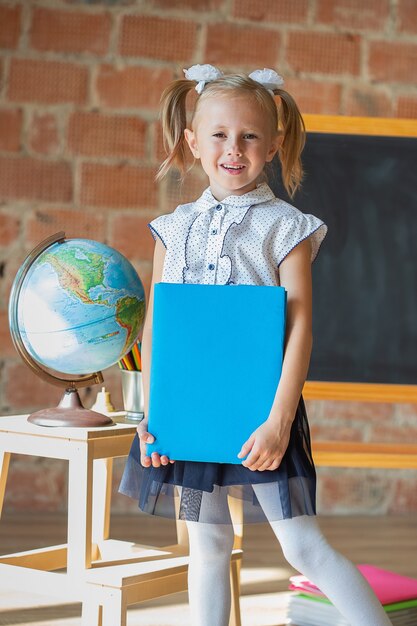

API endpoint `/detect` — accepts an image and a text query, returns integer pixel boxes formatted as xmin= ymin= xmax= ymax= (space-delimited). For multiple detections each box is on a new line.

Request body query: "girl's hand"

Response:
xmin=137 ymin=420 xmax=175 ymax=468
xmin=237 ymin=417 xmax=293 ymax=471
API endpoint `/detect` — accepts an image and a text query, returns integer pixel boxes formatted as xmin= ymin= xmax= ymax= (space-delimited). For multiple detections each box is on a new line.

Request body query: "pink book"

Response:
xmin=290 ymin=564 xmax=417 ymax=605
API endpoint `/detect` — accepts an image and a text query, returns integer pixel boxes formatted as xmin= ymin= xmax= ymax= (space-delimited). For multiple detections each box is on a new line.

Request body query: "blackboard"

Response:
xmin=269 ymin=129 xmax=417 ymax=387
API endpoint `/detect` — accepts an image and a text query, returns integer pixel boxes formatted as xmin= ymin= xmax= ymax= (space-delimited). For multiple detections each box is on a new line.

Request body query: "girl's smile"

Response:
xmin=184 ymin=95 xmax=279 ymax=201
xmin=220 ymin=162 xmax=246 ymax=174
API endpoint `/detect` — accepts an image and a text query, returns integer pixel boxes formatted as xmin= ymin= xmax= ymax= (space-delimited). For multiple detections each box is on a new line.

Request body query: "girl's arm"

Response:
xmin=238 ymin=237 xmax=313 ymax=471
xmin=137 ymin=238 xmax=174 ymax=468
xmin=269 ymin=236 xmax=313 ymax=421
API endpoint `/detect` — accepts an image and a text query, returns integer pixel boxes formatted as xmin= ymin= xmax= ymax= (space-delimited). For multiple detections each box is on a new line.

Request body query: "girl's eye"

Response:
xmin=213 ymin=132 xmax=226 ymax=138
xmin=244 ymin=134 xmax=257 ymax=139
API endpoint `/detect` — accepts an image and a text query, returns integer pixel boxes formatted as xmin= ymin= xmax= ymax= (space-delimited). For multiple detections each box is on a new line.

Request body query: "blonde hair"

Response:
xmin=157 ymin=73 xmax=306 ymax=198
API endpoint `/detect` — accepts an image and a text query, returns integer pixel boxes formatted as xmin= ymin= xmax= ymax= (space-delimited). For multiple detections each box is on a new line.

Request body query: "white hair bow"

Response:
xmin=248 ymin=69 xmax=284 ymax=95
xmin=183 ymin=64 xmax=224 ymax=94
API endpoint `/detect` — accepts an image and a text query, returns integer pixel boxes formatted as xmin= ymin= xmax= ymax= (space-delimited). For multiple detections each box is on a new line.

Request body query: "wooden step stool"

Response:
xmin=81 ymin=496 xmax=243 ymax=626
xmin=81 ymin=542 xmax=242 ymax=626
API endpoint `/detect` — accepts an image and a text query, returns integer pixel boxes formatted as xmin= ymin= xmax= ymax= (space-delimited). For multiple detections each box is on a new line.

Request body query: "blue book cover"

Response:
xmin=147 ymin=283 xmax=287 ymax=464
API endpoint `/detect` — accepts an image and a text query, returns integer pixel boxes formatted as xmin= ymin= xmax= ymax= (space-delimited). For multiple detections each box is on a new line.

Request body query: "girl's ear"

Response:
xmin=265 ymin=134 xmax=282 ymax=163
xmin=184 ymin=128 xmax=200 ymax=159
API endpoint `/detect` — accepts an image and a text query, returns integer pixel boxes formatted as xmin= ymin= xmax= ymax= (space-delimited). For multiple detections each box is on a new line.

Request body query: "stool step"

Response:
xmin=85 ymin=548 xmax=242 ymax=589
xmin=93 ymin=538 xmax=183 ymax=565
xmin=82 ymin=549 xmax=243 ymax=626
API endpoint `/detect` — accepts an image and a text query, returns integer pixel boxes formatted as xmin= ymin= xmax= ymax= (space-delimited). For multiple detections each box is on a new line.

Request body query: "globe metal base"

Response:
xmin=27 ymin=388 xmax=114 ymax=428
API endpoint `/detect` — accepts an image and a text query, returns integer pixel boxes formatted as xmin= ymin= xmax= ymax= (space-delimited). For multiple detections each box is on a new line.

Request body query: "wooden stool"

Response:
xmin=81 ymin=498 xmax=244 ymax=626
xmin=81 ymin=545 xmax=242 ymax=626
xmin=0 ymin=414 xmax=137 ymax=596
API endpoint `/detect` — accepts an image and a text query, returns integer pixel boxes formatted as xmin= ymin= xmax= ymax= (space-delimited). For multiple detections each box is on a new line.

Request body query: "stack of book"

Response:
xmin=286 ymin=564 xmax=417 ymax=625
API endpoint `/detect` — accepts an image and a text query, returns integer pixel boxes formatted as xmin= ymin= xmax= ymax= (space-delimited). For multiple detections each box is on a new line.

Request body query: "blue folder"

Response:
xmin=147 ymin=283 xmax=287 ymax=464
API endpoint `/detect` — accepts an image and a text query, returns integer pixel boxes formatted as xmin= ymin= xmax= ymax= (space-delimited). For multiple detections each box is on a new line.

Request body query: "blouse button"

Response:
xmin=208 ymin=263 xmax=215 ymax=270
xmin=215 ymin=204 xmax=222 ymax=211
xmin=211 ymin=229 xmax=218 ymax=235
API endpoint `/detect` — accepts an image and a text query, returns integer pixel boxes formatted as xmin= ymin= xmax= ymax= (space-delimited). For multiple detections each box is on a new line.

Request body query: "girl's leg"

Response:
xmin=180 ymin=487 xmax=235 ymax=626
xmin=253 ymin=485 xmax=391 ymax=626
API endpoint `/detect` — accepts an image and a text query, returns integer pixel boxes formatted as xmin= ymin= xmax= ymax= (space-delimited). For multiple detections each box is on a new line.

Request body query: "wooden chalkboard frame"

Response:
xmin=302 ymin=114 xmax=417 ymax=404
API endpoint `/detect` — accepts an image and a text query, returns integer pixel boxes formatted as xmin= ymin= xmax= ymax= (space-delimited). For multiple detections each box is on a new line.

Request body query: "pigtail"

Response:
xmin=274 ymin=88 xmax=306 ymax=198
xmin=156 ymin=79 xmax=195 ymax=182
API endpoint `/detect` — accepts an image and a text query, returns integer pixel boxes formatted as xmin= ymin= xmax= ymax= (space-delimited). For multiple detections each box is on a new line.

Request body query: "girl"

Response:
xmin=120 ymin=65 xmax=391 ymax=626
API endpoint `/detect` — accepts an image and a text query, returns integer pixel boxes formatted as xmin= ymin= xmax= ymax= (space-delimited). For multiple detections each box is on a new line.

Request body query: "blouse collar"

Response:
xmin=194 ymin=182 xmax=276 ymax=213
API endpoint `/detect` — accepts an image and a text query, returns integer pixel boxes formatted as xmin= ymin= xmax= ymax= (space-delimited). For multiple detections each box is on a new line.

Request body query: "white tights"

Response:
xmin=184 ymin=486 xmax=391 ymax=626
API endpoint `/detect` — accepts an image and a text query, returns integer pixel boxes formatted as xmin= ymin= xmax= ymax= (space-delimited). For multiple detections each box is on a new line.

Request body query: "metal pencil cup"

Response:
xmin=121 ymin=370 xmax=144 ymax=421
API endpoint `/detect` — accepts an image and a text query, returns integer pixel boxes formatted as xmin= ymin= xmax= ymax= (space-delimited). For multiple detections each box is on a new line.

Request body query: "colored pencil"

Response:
xmin=118 ymin=342 xmax=142 ymax=371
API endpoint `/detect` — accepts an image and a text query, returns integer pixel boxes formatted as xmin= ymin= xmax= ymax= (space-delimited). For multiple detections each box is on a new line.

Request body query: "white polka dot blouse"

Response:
xmin=148 ymin=182 xmax=327 ymax=286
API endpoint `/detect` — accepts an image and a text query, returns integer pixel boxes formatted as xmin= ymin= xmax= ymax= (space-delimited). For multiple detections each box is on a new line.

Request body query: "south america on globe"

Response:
xmin=13 ymin=238 xmax=145 ymax=376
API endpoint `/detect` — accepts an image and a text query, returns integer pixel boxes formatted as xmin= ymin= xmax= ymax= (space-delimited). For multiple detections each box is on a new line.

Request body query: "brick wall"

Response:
xmin=0 ymin=0 xmax=416 ymax=515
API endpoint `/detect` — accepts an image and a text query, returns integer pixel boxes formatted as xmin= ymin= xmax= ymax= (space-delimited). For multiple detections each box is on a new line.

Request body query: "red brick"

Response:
xmin=68 ymin=112 xmax=146 ymax=158
xmin=310 ymin=424 xmax=363 ymax=441
xmin=318 ymin=470 xmax=389 ymax=513
xmin=111 ymin=214 xmax=156 ymax=262
xmin=28 ymin=113 xmax=60 ymax=155
xmin=1 ymin=255 xmax=21 ymax=311
xmin=0 ymin=210 xmax=20 ymax=246
xmin=316 ymin=0 xmax=389 ymax=30
xmin=397 ymin=403 xmax=417 ymax=419
xmin=0 ymin=5 xmax=21 ymax=50
xmin=233 ymin=0 xmax=309 ymax=23
xmin=284 ymin=78 xmax=342 ymax=114
xmin=80 ymin=163 xmax=157 ymax=209
xmin=62 ymin=0 xmax=135 ymax=4
xmin=153 ymin=0 xmax=222 ymax=8
xmin=8 ymin=58 xmax=88 ymax=105
xmin=119 ymin=16 xmax=197 ymax=62
xmin=4 ymin=362 xmax=62 ymax=410
xmin=397 ymin=96 xmax=417 ymax=118
xmin=205 ymin=24 xmax=280 ymax=67
xmin=4 ymin=456 xmax=67 ymax=512
xmin=163 ymin=167 xmax=208 ymax=209
xmin=286 ymin=32 xmax=361 ymax=75
xmin=370 ymin=424 xmax=417 ymax=443
xmin=96 ymin=65 xmax=173 ymax=110
xmin=0 ymin=310 xmax=15 ymax=357
xmin=30 ymin=7 xmax=111 ymax=55
xmin=369 ymin=41 xmax=417 ymax=83
xmin=0 ymin=108 xmax=22 ymax=152
xmin=321 ymin=400 xmax=394 ymax=422
xmin=344 ymin=85 xmax=393 ymax=117
xmin=390 ymin=479 xmax=417 ymax=513
xmin=398 ymin=0 xmax=417 ymax=34
xmin=0 ymin=157 xmax=72 ymax=203
xmin=26 ymin=207 xmax=106 ymax=244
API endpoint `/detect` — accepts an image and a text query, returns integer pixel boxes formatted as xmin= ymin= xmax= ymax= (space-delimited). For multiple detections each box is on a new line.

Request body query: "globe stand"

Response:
xmin=27 ymin=387 xmax=114 ymax=428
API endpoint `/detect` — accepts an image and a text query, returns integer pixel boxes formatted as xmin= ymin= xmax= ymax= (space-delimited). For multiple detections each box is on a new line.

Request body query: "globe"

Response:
xmin=9 ymin=232 xmax=146 ymax=427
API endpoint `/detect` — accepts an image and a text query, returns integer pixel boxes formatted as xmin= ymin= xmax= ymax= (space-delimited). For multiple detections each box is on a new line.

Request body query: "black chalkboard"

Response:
xmin=269 ymin=132 xmax=417 ymax=385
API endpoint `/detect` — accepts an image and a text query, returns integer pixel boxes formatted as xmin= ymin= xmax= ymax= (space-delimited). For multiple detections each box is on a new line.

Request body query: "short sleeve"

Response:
xmin=148 ymin=213 xmax=172 ymax=249
xmin=274 ymin=212 xmax=327 ymax=266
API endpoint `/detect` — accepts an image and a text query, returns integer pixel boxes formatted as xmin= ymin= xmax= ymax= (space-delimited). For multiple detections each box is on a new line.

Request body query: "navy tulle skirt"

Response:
xmin=119 ymin=396 xmax=316 ymax=524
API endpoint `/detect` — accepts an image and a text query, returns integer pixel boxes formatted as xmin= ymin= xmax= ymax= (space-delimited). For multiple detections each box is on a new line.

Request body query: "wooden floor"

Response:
xmin=0 ymin=512 xmax=416 ymax=625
